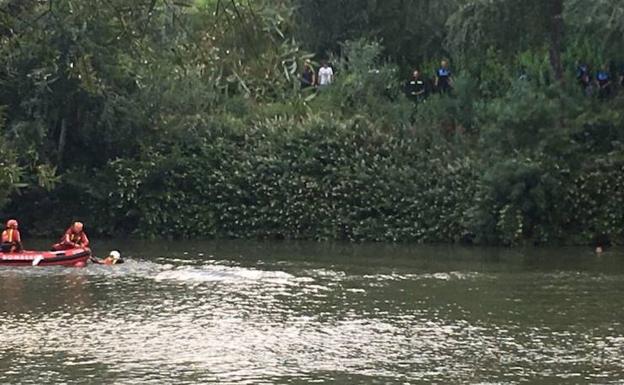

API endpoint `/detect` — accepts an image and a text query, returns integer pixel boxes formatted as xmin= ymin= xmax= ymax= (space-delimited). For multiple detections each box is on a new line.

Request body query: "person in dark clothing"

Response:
xmin=435 ymin=60 xmax=453 ymax=93
xmin=300 ymin=60 xmax=316 ymax=88
xmin=518 ymin=66 xmax=529 ymax=81
xmin=596 ymin=65 xmax=612 ymax=99
xmin=576 ymin=63 xmax=593 ymax=95
xmin=405 ymin=69 xmax=426 ymax=102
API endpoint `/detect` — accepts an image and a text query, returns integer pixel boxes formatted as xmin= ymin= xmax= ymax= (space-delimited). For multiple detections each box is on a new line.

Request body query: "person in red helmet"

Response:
xmin=1 ymin=219 xmax=23 ymax=253
xmin=51 ymin=222 xmax=90 ymax=251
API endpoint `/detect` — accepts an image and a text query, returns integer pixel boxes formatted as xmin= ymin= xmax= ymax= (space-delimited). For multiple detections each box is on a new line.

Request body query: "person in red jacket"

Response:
xmin=1 ymin=219 xmax=23 ymax=253
xmin=52 ymin=222 xmax=90 ymax=251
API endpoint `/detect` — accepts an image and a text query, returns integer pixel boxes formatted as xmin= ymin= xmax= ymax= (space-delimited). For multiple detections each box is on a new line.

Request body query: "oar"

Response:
xmin=32 ymin=255 xmax=44 ymax=266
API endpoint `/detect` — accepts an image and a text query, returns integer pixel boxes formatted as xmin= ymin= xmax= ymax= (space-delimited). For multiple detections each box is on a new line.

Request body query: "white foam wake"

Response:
xmin=153 ymin=265 xmax=295 ymax=285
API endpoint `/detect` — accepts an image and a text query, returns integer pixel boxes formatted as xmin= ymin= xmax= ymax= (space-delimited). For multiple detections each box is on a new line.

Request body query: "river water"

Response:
xmin=1 ymin=241 xmax=623 ymax=384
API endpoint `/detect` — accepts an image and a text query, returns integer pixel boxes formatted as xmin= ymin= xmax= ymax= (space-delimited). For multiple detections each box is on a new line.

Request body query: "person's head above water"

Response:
xmin=6 ymin=219 xmax=18 ymax=229
xmin=105 ymin=250 xmax=124 ymax=265
xmin=109 ymin=250 xmax=121 ymax=261
xmin=72 ymin=222 xmax=84 ymax=233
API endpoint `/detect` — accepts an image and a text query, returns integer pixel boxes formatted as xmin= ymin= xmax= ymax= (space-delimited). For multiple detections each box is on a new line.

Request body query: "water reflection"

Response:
xmin=1 ymin=243 xmax=624 ymax=384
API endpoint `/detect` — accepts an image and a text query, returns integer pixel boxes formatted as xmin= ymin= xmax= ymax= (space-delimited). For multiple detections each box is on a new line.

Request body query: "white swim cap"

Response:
xmin=109 ymin=250 xmax=121 ymax=260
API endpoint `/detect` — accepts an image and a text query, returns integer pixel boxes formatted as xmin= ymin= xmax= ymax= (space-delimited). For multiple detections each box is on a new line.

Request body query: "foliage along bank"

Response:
xmin=2 ymin=0 xmax=624 ymax=245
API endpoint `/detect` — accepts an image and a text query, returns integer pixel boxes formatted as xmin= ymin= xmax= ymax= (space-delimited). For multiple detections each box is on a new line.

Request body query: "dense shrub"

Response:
xmin=103 ymin=116 xmax=477 ymax=241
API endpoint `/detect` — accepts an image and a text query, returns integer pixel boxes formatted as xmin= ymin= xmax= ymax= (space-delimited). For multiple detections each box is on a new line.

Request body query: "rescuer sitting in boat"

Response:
xmin=92 ymin=250 xmax=124 ymax=265
xmin=51 ymin=221 xmax=90 ymax=251
xmin=1 ymin=219 xmax=23 ymax=253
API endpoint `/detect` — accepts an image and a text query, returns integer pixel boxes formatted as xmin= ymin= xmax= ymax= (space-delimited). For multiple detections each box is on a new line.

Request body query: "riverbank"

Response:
xmin=6 ymin=102 xmax=624 ymax=247
xmin=2 ymin=4 xmax=624 ymax=246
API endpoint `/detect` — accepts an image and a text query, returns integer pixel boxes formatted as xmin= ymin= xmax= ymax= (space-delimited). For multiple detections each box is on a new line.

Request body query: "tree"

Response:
xmin=446 ymin=0 xmax=564 ymax=79
xmin=294 ymin=0 xmax=460 ymax=68
xmin=0 ymin=0 xmax=208 ymax=169
xmin=0 ymin=107 xmax=24 ymax=209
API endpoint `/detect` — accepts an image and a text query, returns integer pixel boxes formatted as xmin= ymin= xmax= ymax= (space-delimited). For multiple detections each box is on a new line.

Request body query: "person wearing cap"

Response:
xmin=94 ymin=250 xmax=124 ymax=265
xmin=51 ymin=222 xmax=90 ymax=251
xmin=1 ymin=219 xmax=23 ymax=253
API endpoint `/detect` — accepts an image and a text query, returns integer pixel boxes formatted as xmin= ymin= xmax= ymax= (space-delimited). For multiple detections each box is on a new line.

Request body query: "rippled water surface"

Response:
xmin=1 ymin=241 xmax=624 ymax=384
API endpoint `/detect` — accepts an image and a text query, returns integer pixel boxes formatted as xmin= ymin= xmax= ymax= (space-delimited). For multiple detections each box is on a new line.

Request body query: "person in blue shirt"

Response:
xmin=576 ymin=63 xmax=592 ymax=95
xmin=596 ymin=64 xmax=612 ymax=99
xmin=435 ymin=60 xmax=453 ymax=93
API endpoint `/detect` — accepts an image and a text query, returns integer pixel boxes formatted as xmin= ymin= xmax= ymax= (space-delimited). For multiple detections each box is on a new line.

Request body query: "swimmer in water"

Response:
xmin=93 ymin=250 xmax=124 ymax=265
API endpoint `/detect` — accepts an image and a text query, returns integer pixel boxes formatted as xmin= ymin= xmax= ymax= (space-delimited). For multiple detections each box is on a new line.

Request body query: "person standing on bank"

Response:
xmin=596 ymin=64 xmax=613 ymax=99
xmin=405 ymin=69 xmax=426 ymax=102
xmin=576 ymin=63 xmax=593 ymax=96
xmin=318 ymin=61 xmax=334 ymax=87
xmin=301 ymin=60 xmax=316 ymax=88
xmin=435 ymin=60 xmax=453 ymax=93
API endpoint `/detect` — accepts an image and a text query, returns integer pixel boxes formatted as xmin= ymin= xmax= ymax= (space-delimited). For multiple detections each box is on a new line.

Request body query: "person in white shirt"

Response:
xmin=318 ymin=61 xmax=334 ymax=86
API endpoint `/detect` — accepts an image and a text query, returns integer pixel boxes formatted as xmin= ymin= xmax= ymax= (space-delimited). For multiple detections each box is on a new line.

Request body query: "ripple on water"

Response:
xmin=1 ymin=256 xmax=624 ymax=385
xmin=153 ymin=265 xmax=297 ymax=286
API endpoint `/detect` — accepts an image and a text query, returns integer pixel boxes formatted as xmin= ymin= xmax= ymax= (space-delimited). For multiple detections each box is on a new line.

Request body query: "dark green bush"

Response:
xmin=101 ymin=115 xmax=477 ymax=241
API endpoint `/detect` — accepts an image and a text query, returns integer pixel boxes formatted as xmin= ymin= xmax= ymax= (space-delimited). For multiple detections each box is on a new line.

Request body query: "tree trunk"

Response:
xmin=58 ymin=117 xmax=67 ymax=168
xmin=548 ymin=0 xmax=564 ymax=82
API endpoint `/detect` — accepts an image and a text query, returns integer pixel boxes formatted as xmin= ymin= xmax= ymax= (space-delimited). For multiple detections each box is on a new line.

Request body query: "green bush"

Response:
xmin=102 ymin=115 xmax=477 ymax=241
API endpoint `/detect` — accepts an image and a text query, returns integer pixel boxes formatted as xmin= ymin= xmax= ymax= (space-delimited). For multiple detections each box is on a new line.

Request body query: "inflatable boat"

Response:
xmin=0 ymin=247 xmax=91 ymax=267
